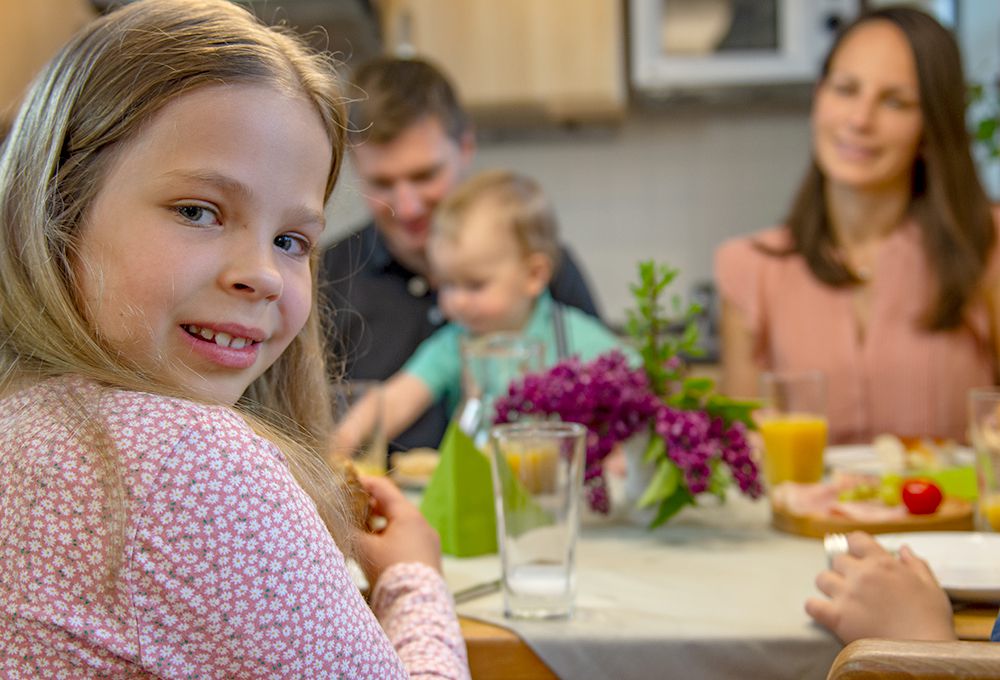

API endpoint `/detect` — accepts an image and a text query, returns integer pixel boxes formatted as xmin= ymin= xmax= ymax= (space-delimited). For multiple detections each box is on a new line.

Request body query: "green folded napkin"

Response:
xmin=420 ymin=421 xmax=497 ymax=557
xmin=419 ymin=421 xmax=555 ymax=557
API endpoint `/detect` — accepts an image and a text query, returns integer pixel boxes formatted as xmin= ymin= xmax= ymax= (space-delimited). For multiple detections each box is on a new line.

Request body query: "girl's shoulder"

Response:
xmin=6 ymin=375 xmax=274 ymax=465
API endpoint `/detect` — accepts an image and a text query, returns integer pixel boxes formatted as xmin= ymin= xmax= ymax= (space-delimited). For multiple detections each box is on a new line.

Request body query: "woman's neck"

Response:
xmin=825 ymin=181 xmax=911 ymax=249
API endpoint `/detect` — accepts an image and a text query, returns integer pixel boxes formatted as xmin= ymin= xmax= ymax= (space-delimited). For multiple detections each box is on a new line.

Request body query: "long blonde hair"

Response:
xmin=0 ymin=0 xmax=356 ymax=573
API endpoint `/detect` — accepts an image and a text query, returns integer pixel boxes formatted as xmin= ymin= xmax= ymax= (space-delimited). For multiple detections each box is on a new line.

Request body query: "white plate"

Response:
xmin=824 ymin=444 xmax=883 ymax=474
xmin=876 ymin=532 xmax=1000 ymax=603
xmin=825 ymin=444 xmax=974 ymax=475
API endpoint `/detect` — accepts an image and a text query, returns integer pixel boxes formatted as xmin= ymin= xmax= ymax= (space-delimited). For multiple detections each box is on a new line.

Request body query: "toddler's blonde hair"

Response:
xmin=433 ymin=169 xmax=561 ymax=269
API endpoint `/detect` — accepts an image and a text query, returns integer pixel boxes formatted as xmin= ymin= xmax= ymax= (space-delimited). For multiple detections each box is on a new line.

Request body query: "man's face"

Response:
xmin=352 ymin=115 xmax=474 ymax=273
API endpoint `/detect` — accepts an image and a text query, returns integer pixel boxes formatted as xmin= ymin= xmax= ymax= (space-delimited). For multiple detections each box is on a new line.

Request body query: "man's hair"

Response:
xmin=348 ymin=57 xmax=470 ymax=145
xmin=434 ymin=170 xmax=561 ymax=269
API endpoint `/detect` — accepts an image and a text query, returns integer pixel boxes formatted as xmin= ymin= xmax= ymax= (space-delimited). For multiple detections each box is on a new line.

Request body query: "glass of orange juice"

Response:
xmin=969 ymin=389 xmax=1000 ymax=531
xmin=758 ymin=370 xmax=828 ymax=487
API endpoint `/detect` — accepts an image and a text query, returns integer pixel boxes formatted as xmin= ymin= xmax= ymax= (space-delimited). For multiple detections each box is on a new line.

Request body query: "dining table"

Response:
xmin=441 ymin=490 xmax=1000 ymax=680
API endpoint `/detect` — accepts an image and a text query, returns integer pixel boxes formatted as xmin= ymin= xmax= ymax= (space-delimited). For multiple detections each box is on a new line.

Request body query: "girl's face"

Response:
xmin=429 ymin=205 xmax=549 ymax=337
xmin=75 ymin=84 xmax=332 ymax=404
xmin=812 ymin=20 xmax=924 ymax=194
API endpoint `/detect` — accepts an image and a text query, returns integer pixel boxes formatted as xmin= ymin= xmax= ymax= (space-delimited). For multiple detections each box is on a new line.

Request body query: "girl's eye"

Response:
xmin=174 ymin=204 xmax=218 ymax=226
xmin=274 ymin=233 xmax=311 ymax=257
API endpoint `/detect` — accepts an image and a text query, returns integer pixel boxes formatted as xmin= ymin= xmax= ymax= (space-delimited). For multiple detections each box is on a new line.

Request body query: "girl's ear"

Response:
xmin=523 ymin=252 xmax=553 ymax=298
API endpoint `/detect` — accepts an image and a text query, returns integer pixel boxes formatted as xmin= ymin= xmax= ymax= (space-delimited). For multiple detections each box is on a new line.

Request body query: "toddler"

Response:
xmin=332 ymin=170 xmax=627 ymax=456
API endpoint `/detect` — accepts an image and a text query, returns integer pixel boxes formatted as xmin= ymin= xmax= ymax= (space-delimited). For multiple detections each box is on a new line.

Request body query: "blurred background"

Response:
xmin=3 ymin=0 xmax=998 ymax=348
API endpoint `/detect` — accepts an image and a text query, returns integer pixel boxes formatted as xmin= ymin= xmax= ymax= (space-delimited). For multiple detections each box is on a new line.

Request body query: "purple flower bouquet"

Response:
xmin=495 ymin=262 xmax=763 ymax=527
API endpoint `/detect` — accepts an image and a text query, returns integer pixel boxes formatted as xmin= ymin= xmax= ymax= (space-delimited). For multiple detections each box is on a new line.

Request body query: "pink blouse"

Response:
xmin=0 ymin=376 xmax=469 ymax=679
xmin=715 ymin=217 xmax=1000 ymax=444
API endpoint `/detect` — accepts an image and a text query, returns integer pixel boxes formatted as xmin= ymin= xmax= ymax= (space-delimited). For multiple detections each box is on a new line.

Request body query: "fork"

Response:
xmin=823 ymin=532 xmax=849 ymax=568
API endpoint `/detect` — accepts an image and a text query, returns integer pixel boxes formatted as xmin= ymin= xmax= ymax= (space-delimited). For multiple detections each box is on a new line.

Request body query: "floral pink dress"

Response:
xmin=715 ymin=217 xmax=1000 ymax=444
xmin=0 ymin=376 xmax=469 ymax=679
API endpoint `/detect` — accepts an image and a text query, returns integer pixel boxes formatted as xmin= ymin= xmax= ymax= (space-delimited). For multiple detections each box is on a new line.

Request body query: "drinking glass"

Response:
xmin=489 ymin=421 xmax=586 ymax=619
xmin=455 ymin=333 xmax=544 ymax=450
xmin=969 ymin=388 xmax=1000 ymax=531
xmin=331 ymin=379 xmax=387 ymax=476
xmin=758 ymin=370 xmax=828 ymax=486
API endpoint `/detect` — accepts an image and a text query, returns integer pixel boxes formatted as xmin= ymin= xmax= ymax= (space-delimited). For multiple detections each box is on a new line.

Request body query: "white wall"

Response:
xmin=326 ymin=107 xmax=812 ymax=327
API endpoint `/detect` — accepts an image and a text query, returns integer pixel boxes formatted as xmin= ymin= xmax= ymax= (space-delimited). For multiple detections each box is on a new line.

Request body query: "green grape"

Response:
xmin=879 ymin=474 xmax=903 ymax=506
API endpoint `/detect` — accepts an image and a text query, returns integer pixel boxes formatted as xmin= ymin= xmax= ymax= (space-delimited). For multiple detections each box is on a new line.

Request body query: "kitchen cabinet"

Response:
xmin=379 ymin=0 xmax=626 ymax=124
xmin=0 ymin=0 xmax=96 ymax=124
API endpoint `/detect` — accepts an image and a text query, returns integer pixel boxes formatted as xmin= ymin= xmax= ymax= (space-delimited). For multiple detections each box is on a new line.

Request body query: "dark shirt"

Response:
xmin=320 ymin=221 xmax=601 ymax=452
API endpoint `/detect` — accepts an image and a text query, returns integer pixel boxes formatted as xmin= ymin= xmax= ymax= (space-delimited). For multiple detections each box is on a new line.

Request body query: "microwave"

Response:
xmin=629 ymin=0 xmax=861 ymax=92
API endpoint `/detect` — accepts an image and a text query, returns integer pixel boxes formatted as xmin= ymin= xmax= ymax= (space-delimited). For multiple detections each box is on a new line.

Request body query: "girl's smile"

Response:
xmin=179 ymin=322 xmax=266 ymax=369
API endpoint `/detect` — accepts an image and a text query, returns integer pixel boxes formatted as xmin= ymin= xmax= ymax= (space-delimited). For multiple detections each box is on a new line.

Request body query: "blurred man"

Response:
xmin=322 ymin=57 xmax=600 ymax=451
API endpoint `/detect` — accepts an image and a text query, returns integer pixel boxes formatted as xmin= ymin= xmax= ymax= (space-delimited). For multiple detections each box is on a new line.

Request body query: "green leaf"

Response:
xmin=642 ymin=434 xmax=666 ymax=464
xmin=707 ymin=460 xmax=730 ymax=500
xmin=649 ymin=487 xmax=694 ymax=528
xmin=976 ymin=117 xmax=998 ymax=142
xmin=637 ymin=459 xmax=680 ymax=508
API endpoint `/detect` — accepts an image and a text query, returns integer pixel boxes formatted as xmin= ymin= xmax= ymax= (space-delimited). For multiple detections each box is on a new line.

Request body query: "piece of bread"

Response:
xmin=328 ymin=457 xmax=371 ymax=526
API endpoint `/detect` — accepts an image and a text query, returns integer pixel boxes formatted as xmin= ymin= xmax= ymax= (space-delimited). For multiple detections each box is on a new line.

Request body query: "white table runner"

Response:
xmin=444 ymin=492 xmax=842 ymax=679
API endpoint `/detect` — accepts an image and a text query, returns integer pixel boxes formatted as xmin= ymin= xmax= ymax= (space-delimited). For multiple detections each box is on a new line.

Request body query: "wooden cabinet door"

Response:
xmin=380 ymin=0 xmax=625 ymax=123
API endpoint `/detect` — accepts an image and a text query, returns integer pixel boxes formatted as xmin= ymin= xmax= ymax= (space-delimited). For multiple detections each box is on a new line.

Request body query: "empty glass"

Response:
xmin=489 ymin=421 xmax=586 ymax=619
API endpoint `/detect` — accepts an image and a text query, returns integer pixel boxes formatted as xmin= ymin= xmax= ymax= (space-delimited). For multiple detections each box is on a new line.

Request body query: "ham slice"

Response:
xmin=830 ymin=501 xmax=908 ymax=523
xmin=771 ymin=481 xmax=841 ymax=516
xmin=771 ymin=478 xmax=908 ymax=522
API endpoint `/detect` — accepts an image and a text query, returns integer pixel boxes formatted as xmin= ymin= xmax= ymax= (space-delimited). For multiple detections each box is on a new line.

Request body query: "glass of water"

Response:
xmin=489 ymin=421 xmax=586 ymax=619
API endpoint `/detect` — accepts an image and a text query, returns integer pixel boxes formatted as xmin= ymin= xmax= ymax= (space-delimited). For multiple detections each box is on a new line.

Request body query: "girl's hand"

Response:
xmin=354 ymin=475 xmax=442 ymax=586
xmin=804 ymin=531 xmax=956 ymax=643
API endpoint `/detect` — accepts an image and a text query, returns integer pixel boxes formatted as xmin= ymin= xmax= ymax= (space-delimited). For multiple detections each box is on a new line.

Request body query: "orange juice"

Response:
xmin=759 ymin=414 xmax=828 ymax=485
xmin=979 ymin=494 xmax=1000 ymax=531
xmin=506 ymin=447 xmax=558 ymax=494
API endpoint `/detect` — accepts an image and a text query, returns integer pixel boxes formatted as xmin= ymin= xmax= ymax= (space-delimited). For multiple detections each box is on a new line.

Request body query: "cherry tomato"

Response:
xmin=901 ymin=478 xmax=943 ymax=515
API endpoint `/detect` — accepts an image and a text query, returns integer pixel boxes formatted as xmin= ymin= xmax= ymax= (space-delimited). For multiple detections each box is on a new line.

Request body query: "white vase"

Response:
xmin=621 ymin=433 xmax=658 ymax=526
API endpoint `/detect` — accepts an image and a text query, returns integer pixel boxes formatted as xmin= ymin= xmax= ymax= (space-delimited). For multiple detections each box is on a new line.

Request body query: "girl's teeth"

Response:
xmin=185 ymin=325 xmax=253 ymax=349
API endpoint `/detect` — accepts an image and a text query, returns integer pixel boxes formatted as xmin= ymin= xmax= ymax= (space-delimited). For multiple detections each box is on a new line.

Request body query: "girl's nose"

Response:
xmin=222 ymin=240 xmax=283 ymax=302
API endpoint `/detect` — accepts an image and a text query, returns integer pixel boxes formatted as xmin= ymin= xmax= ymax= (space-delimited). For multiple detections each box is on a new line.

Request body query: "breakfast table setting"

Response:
xmin=439 ymin=480 xmax=1000 ymax=680
xmin=376 ymin=264 xmax=1000 ymax=679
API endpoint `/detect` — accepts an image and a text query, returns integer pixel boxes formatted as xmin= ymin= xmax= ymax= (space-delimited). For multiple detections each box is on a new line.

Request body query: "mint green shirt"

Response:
xmin=404 ymin=292 xmax=633 ymax=415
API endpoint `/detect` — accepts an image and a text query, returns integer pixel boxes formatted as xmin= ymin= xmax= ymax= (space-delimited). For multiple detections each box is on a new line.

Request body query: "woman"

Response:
xmin=715 ymin=6 xmax=1000 ymax=444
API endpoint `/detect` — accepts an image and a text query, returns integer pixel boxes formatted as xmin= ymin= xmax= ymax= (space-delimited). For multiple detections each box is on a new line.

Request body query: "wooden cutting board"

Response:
xmin=771 ymin=497 xmax=974 ymax=539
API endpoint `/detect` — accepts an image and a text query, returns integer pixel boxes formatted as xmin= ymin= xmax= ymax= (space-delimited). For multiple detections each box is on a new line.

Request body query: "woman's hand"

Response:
xmin=354 ymin=475 xmax=442 ymax=587
xmin=805 ymin=531 xmax=956 ymax=643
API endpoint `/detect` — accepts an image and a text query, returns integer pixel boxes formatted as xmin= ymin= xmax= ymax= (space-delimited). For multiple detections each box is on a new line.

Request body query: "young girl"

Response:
xmin=0 ymin=1 xmax=468 ymax=677
xmin=331 ymin=170 xmax=627 ymax=457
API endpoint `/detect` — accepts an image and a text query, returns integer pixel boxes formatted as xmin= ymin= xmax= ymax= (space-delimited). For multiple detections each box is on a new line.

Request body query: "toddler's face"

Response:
xmin=73 ymin=83 xmax=332 ymax=404
xmin=429 ymin=206 xmax=548 ymax=336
